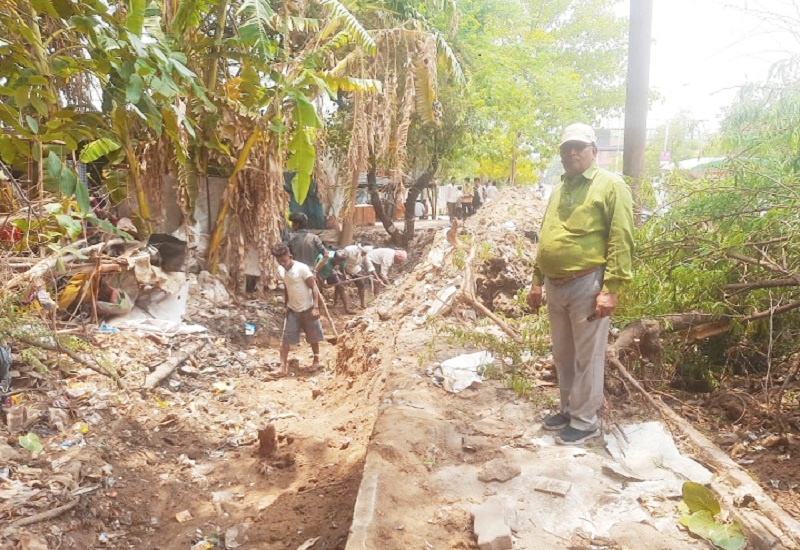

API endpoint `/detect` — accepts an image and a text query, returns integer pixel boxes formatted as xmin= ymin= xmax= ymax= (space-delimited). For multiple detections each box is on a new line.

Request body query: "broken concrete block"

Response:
xmin=532 ymin=476 xmax=571 ymax=497
xmin=478 ymin=458 xmax=521 ymax=483
xmin=472 ymin=499 xmax=513 ymax=550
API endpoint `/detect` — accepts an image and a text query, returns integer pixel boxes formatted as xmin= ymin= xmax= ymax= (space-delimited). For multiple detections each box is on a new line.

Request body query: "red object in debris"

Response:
xmin=0 ymin=224 xmax=20 ymax=244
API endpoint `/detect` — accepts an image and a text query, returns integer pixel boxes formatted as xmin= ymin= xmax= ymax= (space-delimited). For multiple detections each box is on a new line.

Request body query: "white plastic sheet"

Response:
xmin=435 ymin=351 xmax=493 ymax=393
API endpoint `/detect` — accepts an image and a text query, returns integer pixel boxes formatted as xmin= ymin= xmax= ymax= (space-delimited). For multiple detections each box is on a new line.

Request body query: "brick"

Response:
xmin=472 ymin=499 xmax=513 ymax=550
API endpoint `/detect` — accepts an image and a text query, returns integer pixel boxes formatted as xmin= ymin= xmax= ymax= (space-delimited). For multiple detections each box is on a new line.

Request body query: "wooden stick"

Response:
xmin=319 ymin=298 xmax=340 ymax=342
xmin=608 ymin=355 xmax=800 ymax=549
xmin=726 ymin=251 xmax=787 ymax=274
xmin=3 ymin=499 xmax=78 ymax=532
xmin=142 ymin=340 xmax=206 ymax=389
xmin=465 ymin=295 xmax=523 ymax=344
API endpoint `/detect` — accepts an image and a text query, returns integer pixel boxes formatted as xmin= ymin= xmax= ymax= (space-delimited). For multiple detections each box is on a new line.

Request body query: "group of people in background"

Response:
xmin=273 ymin=211 xmax=407 ymax=374
xmin=442 ymin=176 xmax=499 ymax=221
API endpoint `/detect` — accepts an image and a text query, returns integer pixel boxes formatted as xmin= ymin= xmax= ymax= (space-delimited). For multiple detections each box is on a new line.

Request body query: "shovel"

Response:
xmin=319 ymin=299 xmax=340 ymax=344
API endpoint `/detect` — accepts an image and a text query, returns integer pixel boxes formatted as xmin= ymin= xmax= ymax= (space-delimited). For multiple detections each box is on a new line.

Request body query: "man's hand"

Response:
xmin=594 ymin=291 xmax=617 ymax=319
xmin=526 ymin=285 xmax=543 ymax=312
xmin=311 ymin=306 xmax=320 ymax=319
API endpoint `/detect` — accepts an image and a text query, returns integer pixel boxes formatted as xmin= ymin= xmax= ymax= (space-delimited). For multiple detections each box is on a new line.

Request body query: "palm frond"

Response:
xmin=284 ymin=16 xmax=321 ymax=33
xmin=287 ymin=126 xmax=316 ymax=205
xmin=433 ymin=30 xmax=464 ymax=86
xmin=330 ymin=50 xmax=362 ymax=76
xmin=394 ymin=66 xmax=414 ymax=171
xmin=237 ymin=0 xmax=277 ymax=57
xmin=318 ymin=72 xmax=382 ymax=94
xmin=316 ymin=0 xmax=376 ymax=55
xmin=125 ymin=0 xmax=146 ymax=36
xmin=409 ymin=35 xmax=439 ymax=125
xmin=315 ymin=30 xmax=352 ymax=58
xmin=413 ymin=60 xmax=436 ymax=124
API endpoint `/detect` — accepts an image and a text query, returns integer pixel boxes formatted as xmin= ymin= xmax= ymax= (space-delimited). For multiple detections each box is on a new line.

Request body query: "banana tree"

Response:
xmin=336 ymin=0 xmax=465 ymax=245
xmin=0 ymin=0 xmax=110 ymax=199
xmin=0 ymin=0 xmax=204 ymax=238
xmin=202 ymin=0 xmax=382 ymax=278
xmin=79 ymin=0 xmax=211 ymax=236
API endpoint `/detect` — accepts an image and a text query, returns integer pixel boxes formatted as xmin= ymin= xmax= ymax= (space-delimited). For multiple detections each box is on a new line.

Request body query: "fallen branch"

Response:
xmin=724 ymin=277 xmax=800 ymax=293
xmin=467 ymin=296 xmax=523 ymax=344
xmin=608 ymin=355 xmax=800 ymax=549
xmin=656 ymin=313 xmax=717 ymax=331
xmin=743 ymin=299 xmax=800 ymax=322
xmin=16 ymin=335 xmax=120 ymax=384
xmin=628 ymin=301 xmax=800 ymax=346
xmin=726 ymin=251 xmax=787 ymax=274
xmin=3 ymin=499 xmax=78 ymax=533
xmin=4 ymin=239 xmax=125 ymax=290
xmin=142 ymin=340 xmax=206 ymax=389
xmin=612 ymin=319 xmax=661 ymax=365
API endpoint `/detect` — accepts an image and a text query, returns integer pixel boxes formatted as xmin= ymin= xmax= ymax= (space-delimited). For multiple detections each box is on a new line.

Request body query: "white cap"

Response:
xmin=559 ymin=123 xmax=597 ymax=146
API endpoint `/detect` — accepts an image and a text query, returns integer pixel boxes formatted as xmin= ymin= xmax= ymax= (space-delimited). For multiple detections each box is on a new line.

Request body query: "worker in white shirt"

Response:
xmin=366 ymin=248 xmax=407 ymax=287
xmin=336 ymin=244 xmax=371 ymax=309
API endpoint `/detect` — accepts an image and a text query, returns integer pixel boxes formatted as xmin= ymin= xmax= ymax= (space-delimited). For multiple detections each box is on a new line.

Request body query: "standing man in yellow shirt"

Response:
xmin=527 ymin=123 xmax=634 ymax=445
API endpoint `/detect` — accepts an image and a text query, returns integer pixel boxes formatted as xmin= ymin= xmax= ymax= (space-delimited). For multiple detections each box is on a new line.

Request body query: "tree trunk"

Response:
xmin=402 ymin=172 xmax=436 ymax=247
xmin=207 ymin=129 xmax=261 ymax=272
xmin=369 ymin=163 xmax=403 ymax=246
xmin=339 ymin=218 xmax=354 ymax=246
xmin=338 ymin=171 xmax=359 ymax=246
xmin=509 ymin=143 xmax=517 ymax=186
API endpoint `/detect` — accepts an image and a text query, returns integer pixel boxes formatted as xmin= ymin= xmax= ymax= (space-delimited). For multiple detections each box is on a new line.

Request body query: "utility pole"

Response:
xmin=623 ymin=0 xmax=653 ymax=225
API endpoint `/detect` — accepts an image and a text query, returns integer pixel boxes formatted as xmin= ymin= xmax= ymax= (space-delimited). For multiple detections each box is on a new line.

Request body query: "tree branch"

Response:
xmin=726 ymin=251 xmax=787 ymax=274
xmin=724 ymin=277 xmax=800 ymax=292
xmin=16 ymin=335 xmax=121 ymax=384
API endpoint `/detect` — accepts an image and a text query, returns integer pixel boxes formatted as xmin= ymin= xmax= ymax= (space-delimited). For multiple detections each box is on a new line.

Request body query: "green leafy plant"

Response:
xmin=19 ymin=432 xmax=43 ymax=453
xmin=452 ymin=248 xmax=466 ymax=270
xmin=678 ymin=482 xmax=745 ymax=550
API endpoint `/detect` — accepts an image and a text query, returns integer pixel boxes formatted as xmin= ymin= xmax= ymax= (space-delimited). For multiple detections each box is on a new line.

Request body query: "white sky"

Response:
xmin=621 ymin=0 xmax=800 ymax=128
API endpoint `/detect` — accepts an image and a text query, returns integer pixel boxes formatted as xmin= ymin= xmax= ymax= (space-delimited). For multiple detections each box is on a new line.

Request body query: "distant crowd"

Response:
xmin=440 ymin=177 xmax=499 ymax=220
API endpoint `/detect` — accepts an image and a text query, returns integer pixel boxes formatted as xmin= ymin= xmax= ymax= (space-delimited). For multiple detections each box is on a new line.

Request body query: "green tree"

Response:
xmin=622 ymin=66 xmax=800 ymax=385
xmin=452 ymin=0 xmax=628 ymax=183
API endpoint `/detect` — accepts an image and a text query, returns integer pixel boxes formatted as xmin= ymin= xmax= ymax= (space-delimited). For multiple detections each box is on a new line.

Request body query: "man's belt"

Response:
xmin=546 ymin=267 xmax=599 ymax=287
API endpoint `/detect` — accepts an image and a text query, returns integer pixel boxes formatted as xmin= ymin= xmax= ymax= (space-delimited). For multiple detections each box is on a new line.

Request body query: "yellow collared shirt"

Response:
xmin=532 ymin=164 xmax=634 ymax=293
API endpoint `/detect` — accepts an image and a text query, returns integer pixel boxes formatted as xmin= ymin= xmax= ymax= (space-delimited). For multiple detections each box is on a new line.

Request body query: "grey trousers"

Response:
xmin=545 ymin=269 xmax=609 ymax=431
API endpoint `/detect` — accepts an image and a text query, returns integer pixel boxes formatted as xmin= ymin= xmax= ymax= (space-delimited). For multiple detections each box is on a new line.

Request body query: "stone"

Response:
xmin=478 ymin=459 xmax=521 ymax=483
xmin=532 ymin=476 xmax=571 ymax=497
xmin=472 ymin=499 xmax=513 ymax=550
xmin=472 ymin=417 xmax=507 ymax=437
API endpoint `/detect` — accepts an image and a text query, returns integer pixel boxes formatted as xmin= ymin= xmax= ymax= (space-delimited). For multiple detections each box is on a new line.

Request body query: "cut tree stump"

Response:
xmin=258 ymin=424 xmax=277 ymax=459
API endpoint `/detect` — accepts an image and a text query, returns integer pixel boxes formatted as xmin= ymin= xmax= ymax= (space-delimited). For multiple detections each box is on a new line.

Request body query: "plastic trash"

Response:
xmin=426 ymin=284 xmax=458 ymax=319
xmin=434 ymin=351 xmax=493 ymax=393
xmin=245 ymin=322 xmax=256 ymax=336
xmin=0 ymin=343 xmax=10 ymax=393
